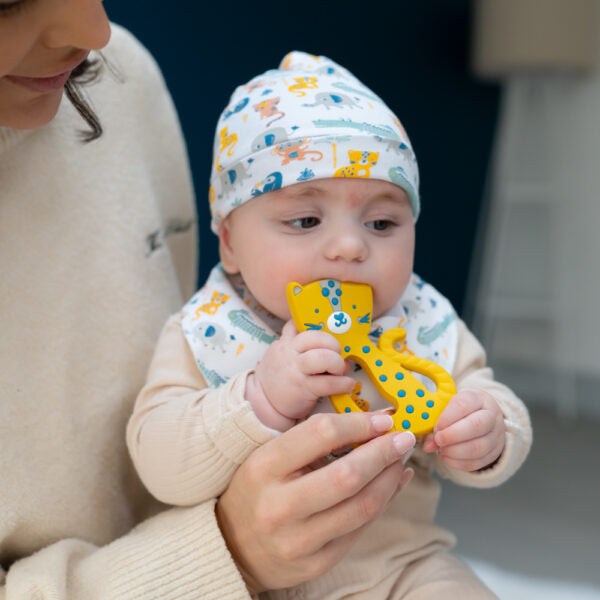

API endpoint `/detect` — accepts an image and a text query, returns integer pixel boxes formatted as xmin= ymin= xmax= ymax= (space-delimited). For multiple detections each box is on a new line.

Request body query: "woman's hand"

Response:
xmin=422 ymin=389 xmax=505 ymax=471
xmin=216 ymin=412 xmax=415 ymax=594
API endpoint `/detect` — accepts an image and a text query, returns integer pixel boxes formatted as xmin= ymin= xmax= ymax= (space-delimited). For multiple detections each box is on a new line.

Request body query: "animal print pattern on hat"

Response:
xmin=209 ymin=51 xmax=420 ymax=232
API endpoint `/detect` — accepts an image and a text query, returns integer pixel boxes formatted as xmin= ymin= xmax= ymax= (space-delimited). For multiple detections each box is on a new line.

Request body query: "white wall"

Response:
xmin=469 ymin=4 xmax=600 ymax=415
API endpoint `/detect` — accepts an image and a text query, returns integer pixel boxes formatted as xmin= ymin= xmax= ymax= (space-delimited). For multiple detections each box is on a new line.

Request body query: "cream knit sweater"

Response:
xmin=0 ymin=24 xmax=251 ymax=600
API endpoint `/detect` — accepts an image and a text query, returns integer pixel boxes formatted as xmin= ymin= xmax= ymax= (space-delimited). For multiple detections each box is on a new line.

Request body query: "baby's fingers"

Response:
xmin=307 ymin=374 xmax=355 ymax=399
xmin=434 ymin=390 xmax=484 ymax=431
xmin=421 ymin=433 xmax=439 ymax=453
xmin=437 ymin=434 xmax=504 ymax=471
xmin=280 ymin=319 xmax=300 ymax=340
xmin=294 ymin=329 xmax=342 ymax=354
xmin=434 ymin=408 xmax=496 ymax=447
xmin=301 ymin=348 xmax=348 ymax=377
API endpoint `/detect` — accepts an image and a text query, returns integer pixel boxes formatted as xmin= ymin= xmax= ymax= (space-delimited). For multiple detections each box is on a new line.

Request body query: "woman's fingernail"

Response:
xmin=371 ymin=414 xmax=394 ymax=432
xmin=393 ymin=431 xmax=416 ymax=455
xmin=400 ymin=467 xmax=414 ymax=486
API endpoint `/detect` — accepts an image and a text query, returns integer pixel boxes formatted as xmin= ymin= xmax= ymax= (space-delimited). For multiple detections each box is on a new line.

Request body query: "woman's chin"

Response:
xmin=0 ymin=88 xmax=63 ymax=130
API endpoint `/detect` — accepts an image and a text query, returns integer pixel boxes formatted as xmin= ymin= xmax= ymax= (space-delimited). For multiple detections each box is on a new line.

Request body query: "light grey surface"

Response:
xmin=436 ymin=405 xmax=600 ymax=589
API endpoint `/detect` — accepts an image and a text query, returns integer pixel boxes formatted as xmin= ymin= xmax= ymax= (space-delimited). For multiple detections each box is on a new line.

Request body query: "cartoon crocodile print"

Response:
xmin=227 ymin=309 xmax=277 ymax=344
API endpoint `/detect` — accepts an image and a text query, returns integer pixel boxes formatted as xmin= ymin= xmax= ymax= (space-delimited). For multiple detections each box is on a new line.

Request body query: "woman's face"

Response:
xmin=0 ymin=0 xmax=111 ymax=130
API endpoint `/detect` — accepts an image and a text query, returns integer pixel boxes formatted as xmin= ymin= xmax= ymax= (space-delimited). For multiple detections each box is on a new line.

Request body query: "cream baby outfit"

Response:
xmin=0 ymin=25 xmax=253 ymax=599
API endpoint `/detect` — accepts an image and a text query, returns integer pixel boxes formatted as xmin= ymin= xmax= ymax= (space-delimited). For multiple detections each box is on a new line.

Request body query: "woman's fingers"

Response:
xmin=286 ymin=429 xmax=416 ymax=518
xmin=216 ymin=412 xmax=415 ymax=593
xmin=294 ymin=459 xmax=410 ymax=554
xmin=253 ymin=412 xmax=395 ymax=479
xmin=288 ymin=465 xmax=416 ymax=579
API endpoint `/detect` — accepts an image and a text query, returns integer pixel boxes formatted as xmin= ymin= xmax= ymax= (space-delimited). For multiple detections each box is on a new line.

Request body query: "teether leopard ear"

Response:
xmin=286 ymin=279 xmax=457 ymax=437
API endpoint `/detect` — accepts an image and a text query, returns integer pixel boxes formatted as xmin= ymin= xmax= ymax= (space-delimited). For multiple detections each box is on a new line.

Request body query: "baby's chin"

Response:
xmin=265 ymin=302 xmax=291 ymax=323
xmin=371 ymin=297 xmax=394 ymax=320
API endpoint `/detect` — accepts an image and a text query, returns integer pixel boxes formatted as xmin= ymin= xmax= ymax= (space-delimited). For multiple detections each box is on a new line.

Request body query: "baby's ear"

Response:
xmin=218 ymin=220 xmax=240 ymax=274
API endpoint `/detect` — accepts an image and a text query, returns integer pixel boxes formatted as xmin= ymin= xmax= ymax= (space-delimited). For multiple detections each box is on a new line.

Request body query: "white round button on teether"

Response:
xmin=327 ymin=311 xmax=352 ymax=334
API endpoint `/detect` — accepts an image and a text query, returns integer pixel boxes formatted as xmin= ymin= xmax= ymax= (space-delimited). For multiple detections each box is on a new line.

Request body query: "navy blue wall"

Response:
xmin=107 ymin=1 xmax=499 ymax=315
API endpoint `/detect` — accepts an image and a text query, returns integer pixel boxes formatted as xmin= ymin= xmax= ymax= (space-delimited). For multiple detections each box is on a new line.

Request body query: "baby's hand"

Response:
xmin=422 ymin=389 xmax=505 ymax=472
xmin=247 ymin=320 xmax=355 ymax=431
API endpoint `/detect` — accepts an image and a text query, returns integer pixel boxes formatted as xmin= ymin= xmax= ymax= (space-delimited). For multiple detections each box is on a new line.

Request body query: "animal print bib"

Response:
xmin=181 ymin=264 xmax=458 ymax=412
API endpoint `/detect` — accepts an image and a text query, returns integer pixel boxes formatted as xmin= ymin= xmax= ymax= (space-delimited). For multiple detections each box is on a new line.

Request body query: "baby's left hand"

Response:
xmin=422 ymin=389 xmax=505 ymax=472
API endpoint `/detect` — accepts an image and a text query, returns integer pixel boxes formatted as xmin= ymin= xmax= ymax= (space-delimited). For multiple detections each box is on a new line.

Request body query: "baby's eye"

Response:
xmin=287 ymin=216 xmax=320 ymax=229
xmin=366 ymin=219 xmax=393 ymax=231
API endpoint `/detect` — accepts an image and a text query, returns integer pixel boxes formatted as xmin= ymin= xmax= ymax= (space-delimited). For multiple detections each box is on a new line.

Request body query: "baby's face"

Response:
xmin=219 ymin=177 xmax=415 ymax=321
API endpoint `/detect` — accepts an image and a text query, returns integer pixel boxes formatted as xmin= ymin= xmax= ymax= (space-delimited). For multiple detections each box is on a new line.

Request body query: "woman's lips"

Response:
xmin=5 ymin=50 xmax=90 ymax=94
xmin=6 ymin=70 xmax=73 ymax=93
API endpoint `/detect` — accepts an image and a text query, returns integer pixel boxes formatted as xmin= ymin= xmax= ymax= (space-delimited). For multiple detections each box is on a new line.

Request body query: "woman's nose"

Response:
xmin=41 ymin=0 xmax=111 ymax=51
xmin=324 ymin=230 xmax=369 ymax=262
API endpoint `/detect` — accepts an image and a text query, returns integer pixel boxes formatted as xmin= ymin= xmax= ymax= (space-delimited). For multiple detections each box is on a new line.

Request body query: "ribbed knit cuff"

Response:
xmin=202 ymin=370 xmax=279 ymax=465
xmin=107 ymin=500 xmax=251 ymax=599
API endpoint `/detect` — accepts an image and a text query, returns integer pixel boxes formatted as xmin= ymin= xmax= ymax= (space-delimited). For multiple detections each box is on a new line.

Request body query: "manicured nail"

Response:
xmin=393 ymin=431 xmax=416 ymax=455
xmin=370 ymin=414 xmax=394 ymax=432
xmin=400 ymin=467 xmax=414 ymax=486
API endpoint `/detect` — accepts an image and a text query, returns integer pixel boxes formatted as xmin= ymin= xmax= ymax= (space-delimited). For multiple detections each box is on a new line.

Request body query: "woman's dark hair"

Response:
xmin=64 ymin=56 xmax=105 ymax=142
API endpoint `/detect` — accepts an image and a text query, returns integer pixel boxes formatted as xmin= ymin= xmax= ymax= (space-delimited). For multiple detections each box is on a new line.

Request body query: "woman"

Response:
xmin=0 ymin=1 xmax=412 ymax=597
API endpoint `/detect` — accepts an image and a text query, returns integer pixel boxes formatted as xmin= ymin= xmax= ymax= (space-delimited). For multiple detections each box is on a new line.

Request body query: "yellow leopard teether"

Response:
xmin=286 ymin=279 xmax=456 ymax=437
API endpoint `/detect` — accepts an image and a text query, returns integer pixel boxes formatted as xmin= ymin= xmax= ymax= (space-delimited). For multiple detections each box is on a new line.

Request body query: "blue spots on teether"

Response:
xmin=286 ymin=279 xmax=458 ymax=438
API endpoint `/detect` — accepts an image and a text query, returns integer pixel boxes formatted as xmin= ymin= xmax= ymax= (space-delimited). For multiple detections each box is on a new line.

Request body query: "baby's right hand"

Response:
xmin=247 ymin=320 xmax=355 ymax=431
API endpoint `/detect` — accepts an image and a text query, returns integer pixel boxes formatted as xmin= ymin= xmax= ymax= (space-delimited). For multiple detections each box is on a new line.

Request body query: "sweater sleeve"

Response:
xmin=127 ymin=314 xmax=278 ymax=506
xmin=431 ymin=319 xmax=533 ymax=488
xmin=0 ymin=500 xmax=251 ymax=600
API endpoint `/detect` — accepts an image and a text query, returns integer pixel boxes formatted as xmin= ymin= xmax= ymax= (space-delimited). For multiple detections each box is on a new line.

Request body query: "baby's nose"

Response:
xmin=324 ymin=232 xmax=368 ymax=262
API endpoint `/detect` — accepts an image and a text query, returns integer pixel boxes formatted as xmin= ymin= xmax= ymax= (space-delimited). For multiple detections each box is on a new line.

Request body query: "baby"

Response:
xmin=128 ymin=52 xmax=532 ymax=598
